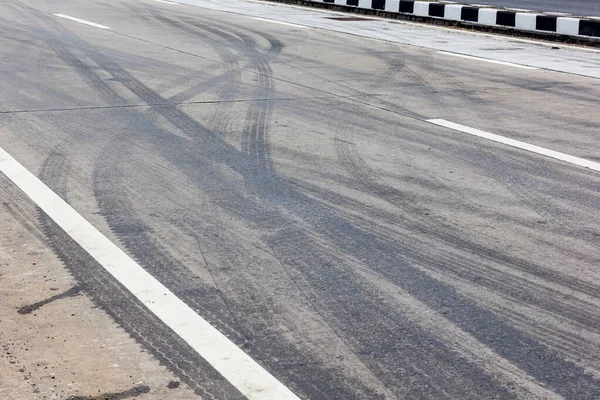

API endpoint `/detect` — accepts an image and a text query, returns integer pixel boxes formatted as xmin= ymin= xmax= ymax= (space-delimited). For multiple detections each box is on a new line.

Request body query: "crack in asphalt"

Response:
xmin=0 ymin=94 xmax=381 ymax=114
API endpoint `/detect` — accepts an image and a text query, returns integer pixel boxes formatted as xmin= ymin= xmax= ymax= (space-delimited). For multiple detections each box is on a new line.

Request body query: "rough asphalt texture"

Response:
xmin=0 ymin=0 xmax=599 ymax=399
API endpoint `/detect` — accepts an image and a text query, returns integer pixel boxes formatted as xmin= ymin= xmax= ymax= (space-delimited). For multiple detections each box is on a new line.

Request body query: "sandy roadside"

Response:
xmin=0 ymin=174 xmax=200 ymax=400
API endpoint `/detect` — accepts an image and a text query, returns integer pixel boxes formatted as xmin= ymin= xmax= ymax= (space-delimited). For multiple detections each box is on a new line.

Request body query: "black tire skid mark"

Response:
xmin=14 ymin=4 xmax=376 ymax=398
xmin=369 ymin=44 xmax=408 ymax=80
xmin=328 ymin=140 xmax=600 ymax=368
xmin=369 ymin=46 xmax=433 ymax=87
xmin=91 ymin=151 xmax=380 ymax=400
xmin=184 ymin=19 xmax=283 ymax=174
xmin=112 ymin=13 xmax=406 ymax=397
xmin=212 ymin=47 xmax=600 ymax=359
xmin=273 ymin=38 xmax=475 ymax=121
xmin=480 ymin=162 xmax=600 ymax=236
xmin=274 ymin=48 xmax=427 ymax=121
xmin=91 ymin=43 xmax=214 ymax=99
xmin=392 ymin=49 xmax=600 ymax=169
xmin=404 ymin=51 xmax=491 ymax=111
xmin=112 ymin=20 xmax=527 ymax=392
xmin=82 ymin=18 xmax=600 ymax=397
xmin=137 ymin=11 xmax=282 ymax=174
xmin=94 ymin=158 xmax=510 ymax=399
xmin=36 ymin=142 xmax=234 ymax=398
xmin=482 ymin=298 xmax=600 ymax=372
xmin=239 ymin=31 xmax=277 ymax=175
xmin=260 ymin=228 xmax=517 ymax=400
xmin=0 ymin=14 xmax=48 ymax=46
xmin=102 ymin=62 xmax=596 ymax=400
xmin=108 ymin=0 xmax=155 ymax=24
xmin=6 ymin=4 xmax=267 ymax=399
xmin=509 ymin=77 xmax=600 ymax=105
xmin=148 ymin=14 xmax=246 ymax=134
xmin=332 ymin=139 xmax=600 ymax=322
xmin=12 ymin=2 xmax=600 ymax=396
xmin=35 ymin=150 xmax=244 ymax=400
xmin=90 ymin=27 xmax=387 ymax=400
xmin=229 ymin=96 xmax=600 ymax=395
xmin=400 ymin=52 xmax=600 ymax=224
xmin=0 ymin=9 xmax=112 ymax=111
xmin=360 ymin=47 xmax=599 ymax=233
xmin=86 ymin=112 xmax=363 ymax=399
xmin=286 ymin=94 xmax=600 ymax=249
xmin=127 ymin=16 xmax=312 ymax=350
xmin=274 ymin=175 xmax=600 ymax=399
xmin=334 ymin=136 xmax=598 ymax=273
xmin=370 ymin=49 xmax=463 ymax=111
xmin=272 ymin=76 xmax=430 ymax=148
xmin=12 ymin=2 xmax=233 ymax=140
xmin=276 ymin=91 xmax=598 ymax=245
xmin=7 ymin=4 xmax=126 ymax=107
xmin=114 ymin=0 xmax=600 ymax=222
xmin=290 ymin=170 xmax=600 ymax=332
xmin=437 ymin=134 xmax=600 ymax=239
xmin=139 ymin=8 xmax=244 ymax=108
xmin=0 ymin=173 xmax=48 ymax=245
xmin=2 ymin=67 xmax=221 ymax=399
xmin=120 ymin=6 xmax=600 ymax=399
xmin=41 ymin=220 xmax=243 ymax=400
xmin=49 ymin=22 xmax=516 ymax=400
xmin=88 ymin=100 xmax=543 ymax=398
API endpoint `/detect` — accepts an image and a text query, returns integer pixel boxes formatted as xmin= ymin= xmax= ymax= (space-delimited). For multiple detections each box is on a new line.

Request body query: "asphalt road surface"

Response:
xmin=1 ymin=0 xmax=600 ymax=399
xmin=472 ymin=0 xmax=600 ymax=16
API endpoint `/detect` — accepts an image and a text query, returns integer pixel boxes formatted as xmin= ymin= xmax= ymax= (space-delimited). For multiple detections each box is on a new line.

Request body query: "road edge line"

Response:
xmin=0 ymin=146 xmax=300 ymax=400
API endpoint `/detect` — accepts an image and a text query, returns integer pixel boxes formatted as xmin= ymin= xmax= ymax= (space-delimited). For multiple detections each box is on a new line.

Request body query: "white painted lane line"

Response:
xmin=427 ymin=119 xmax=600 ymax=172
xmin=151 ymin=0 xmax=178 ymax=4
xmin=252 ymin=17 xmax=306 ymax=28
xmin=437 ymin=51 xmax=537 ymax=70
xmin=53 ymin=14 xmax=111 ymax=30
xmin=0 ymin=146 xmax=300 ymax=400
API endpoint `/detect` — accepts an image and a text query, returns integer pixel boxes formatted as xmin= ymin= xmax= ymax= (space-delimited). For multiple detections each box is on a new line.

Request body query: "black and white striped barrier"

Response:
xmin=311 ymin=0 xmax=600 ymax=39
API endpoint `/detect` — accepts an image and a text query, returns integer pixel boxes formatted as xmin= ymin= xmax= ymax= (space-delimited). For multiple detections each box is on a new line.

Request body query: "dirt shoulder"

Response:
xmin=0 ymin=174 xmax=200 ymax=400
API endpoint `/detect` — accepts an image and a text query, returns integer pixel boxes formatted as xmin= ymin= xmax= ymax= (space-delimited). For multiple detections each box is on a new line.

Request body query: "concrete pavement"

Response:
xmin=1 ymin=0 xmax=599 ymax=398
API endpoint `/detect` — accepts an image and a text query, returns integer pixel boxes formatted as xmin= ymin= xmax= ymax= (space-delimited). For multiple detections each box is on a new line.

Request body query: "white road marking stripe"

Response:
xmin=53 ymin=14 xmax=111 ymax=30
xmin=252 ymin=17 xmax=306 ymax=28
xmin=426 ymin=119 xmax=600 ymax=172
xmin=151 ymin=0 xmax=178 ymax=4
xmin=0 ymin=146 xmax=300 ymax=400
xmin=437 ymin=51 xmax=537 ymax=70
